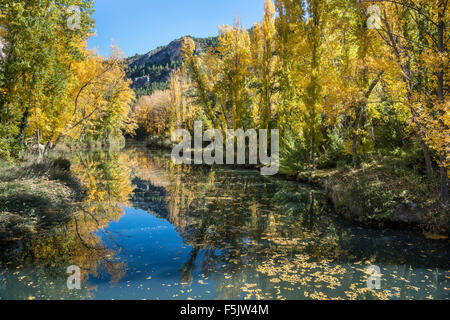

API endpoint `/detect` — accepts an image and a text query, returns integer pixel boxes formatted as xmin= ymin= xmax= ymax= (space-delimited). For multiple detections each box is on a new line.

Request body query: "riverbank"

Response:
xmin=2 ymin=139 xmax=448 ymax=242
xmin=139 ymin=136 xmax=449 ymax=236
xmin=0 ymin=160 xmax=86 ymax=241
xmin=295 ymin=160 xmax=449 ymax=237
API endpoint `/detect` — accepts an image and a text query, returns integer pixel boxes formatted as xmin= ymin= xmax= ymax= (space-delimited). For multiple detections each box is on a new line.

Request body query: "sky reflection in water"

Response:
xmin=0 ymin=146 xmax=448 ymax=300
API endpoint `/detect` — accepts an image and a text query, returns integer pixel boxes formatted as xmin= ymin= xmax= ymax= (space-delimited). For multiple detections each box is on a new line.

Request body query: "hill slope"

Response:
xmin=126 ymin=36 xmax=218 ymax=97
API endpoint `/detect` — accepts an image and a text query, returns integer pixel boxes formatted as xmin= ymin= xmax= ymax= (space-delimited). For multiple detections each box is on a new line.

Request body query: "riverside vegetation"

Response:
xmin=0 ymin=0 xmax=449 ymax=301
xmin=131 ymin=0 xmax=449 ymax=234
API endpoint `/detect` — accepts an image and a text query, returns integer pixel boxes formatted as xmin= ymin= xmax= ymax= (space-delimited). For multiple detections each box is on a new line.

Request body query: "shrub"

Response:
xmin=347 ymin=176 xmax=397 ymax=222
xmin=279 ymin=130 xmax=309 ymax=175
xmin=318 ymin=126 xmax=350 ymax=169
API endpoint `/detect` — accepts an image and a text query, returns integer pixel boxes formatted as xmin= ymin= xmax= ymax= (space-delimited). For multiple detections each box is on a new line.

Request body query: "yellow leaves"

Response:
xmin=250 ymin=0 xmax=279 ymax=129
xmin=63 ymin=44 xmax=135 ymax=141
xmin=20 ymin=40 xmax=134 ymax=147
xmin=417 ymin=98 xmax=450 ymax=169
xmin=218 ymin=23 xmax=251 ymax=63
xmin=134 ymin=91 xmax=172 ymax=135
xmin=423 ymin=232 xmax=448 ymax=240
xmin=216 ymin=22 xmax=253 ymax=128
xmin=262 ymin=0 xmax=277 ymax=40
xmin=182 ymin=37 xmax=195 ymax=59
xmin=421 ymin=49 xmax=448 ymax=73
xmin=0 ymin=27 xmax=6 ymax=42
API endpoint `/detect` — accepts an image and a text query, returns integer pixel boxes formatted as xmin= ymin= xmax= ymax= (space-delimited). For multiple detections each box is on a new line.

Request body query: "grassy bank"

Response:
xmin=0 ymin=160 xmax=86 ymax=242
xmin=295 ymin=156 xmax=449 ymax=236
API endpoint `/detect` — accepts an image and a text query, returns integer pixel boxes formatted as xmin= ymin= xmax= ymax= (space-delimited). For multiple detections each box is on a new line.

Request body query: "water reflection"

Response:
xmin=0 ymin=145 xmax=448 ymax=300
xmin=0 ymin=150 xmax=132 ymax=299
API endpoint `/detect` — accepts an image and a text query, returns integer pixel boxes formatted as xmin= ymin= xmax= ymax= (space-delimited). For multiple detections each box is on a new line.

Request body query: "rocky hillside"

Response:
xmin=126 ymin=36 xmax=218 ymax=97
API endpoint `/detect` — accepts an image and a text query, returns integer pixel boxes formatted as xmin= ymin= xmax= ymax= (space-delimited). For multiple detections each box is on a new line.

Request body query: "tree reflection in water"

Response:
xmin=126 ymin=146 xmax=449 ymax=300
xmin=0 ymin=150 xmax=133 ymax=299
xmin=0 ymin=145 xmax=448 ymax=300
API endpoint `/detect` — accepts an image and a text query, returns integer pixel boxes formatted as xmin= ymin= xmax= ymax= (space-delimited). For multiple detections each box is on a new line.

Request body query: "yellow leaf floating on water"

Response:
xmin=424 ymin=232 xmax=448 ymax=240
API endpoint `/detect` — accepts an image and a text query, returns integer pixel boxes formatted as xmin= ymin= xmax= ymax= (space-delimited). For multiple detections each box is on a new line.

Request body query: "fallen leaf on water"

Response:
xmin=424 ymin=233 xmax=448 ymax=240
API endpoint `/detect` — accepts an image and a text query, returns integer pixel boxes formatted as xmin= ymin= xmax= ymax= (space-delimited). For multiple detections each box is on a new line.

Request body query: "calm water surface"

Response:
xmin=0 ymin=145 xmax=448 ymax=300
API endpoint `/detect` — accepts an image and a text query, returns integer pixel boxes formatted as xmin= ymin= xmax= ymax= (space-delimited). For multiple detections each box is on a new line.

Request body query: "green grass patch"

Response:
xmin=296 ymin=155 xmax=448 ymax=234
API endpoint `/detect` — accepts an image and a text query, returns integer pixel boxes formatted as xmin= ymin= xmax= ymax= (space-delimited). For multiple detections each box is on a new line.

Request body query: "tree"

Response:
xmin=274 ymin=0 xmax=305 ymax=136
xmin=250 ymin=0 xmax=279 ymax=129
xmin=370 ymin=0 xmax=449 ymax=206
xmin=328 ymin=0 xmax=387 ymax=167
xmin=216 ymin=20 xmax=252 ymax=129
xmin=0 ymin=0 xmax=94 ymax=159
xmin=43 ymin=44 xmax=135 ymax=148
xmin=134 ymin=90 xmax=172 ymax=135
xmin=182 ymin=37 xmax=222 ymax=130
xmin=299 ymin=0 xmax=328 ymax=170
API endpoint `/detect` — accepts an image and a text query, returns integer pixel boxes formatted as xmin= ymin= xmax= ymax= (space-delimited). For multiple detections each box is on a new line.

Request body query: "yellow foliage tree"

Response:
xmin=250 ymin=0 xmax=279 ymax=129
xmin=29 ymin=43 xmax=136 ymax=150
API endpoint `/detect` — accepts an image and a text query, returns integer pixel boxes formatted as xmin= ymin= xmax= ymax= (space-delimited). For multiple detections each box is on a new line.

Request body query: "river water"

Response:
xmin=0 ymin=145 xmax=448 ymax=300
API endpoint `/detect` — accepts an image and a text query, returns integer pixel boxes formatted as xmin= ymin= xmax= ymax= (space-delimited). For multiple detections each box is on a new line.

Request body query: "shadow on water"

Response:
xmin=0 ymin=144 xmax=448 ymax=300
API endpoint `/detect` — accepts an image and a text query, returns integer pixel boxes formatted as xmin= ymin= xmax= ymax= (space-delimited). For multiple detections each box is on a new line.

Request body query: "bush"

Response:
xmin=318 ymin=126 xmax=350 ymax=169
xmin=347 ymin=176 xmax=397 ymax=222
xmin=0 ymin=138 xmax=11 ymax=160
xmin=0 ymin=136 xmax=24 ymax=161
xmin=279 ymin=130 xmax=309 ymax=175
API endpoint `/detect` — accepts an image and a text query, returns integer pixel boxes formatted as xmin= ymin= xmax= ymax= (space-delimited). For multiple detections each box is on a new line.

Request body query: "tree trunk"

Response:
xmin=437 ymin=7 xmax=448 ymax=207
xmin=308 ymin=191 xmax=315 ymax=231
xmin=352 ymin=71 xmax=384 ymax=168
xmin=440 ymin=154 xmax=449 ymax=207
xmin=419 ymin=137 xmax=434 ymax=181
xmin=311 ymin=152 xmax=316 ymax=171
xmin=352 ymin=106 xmax=362 ymax=168
xmin=16 ymin=107 xmax=30 ymax=148
xmin=34 ymin=105 xmax=42 ymax=162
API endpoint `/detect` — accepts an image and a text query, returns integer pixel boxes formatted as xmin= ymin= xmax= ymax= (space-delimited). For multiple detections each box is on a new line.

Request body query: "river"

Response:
xmin=0 ymin=144 xmax=448 ymax=300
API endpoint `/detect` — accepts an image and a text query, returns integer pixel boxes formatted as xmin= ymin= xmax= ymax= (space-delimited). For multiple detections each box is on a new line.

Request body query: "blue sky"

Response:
xmin=88 ymin=0 xmax=266 ymax=57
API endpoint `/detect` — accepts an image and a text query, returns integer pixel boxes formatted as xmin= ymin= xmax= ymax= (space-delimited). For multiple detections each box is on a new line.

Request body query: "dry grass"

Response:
xmin=0 ymin=161 xmax=86 ymax=241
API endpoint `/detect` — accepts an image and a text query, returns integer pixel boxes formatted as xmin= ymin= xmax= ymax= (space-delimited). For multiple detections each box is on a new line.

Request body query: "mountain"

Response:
xmin=126 ymin=36 xmax=219 ymax=97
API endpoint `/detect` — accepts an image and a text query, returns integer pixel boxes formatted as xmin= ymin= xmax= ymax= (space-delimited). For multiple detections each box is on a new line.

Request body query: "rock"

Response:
xmin=127 ymin=36 xmax=218 ymax=91
xmin=388 ymin=204 xmax=423 ymax=225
